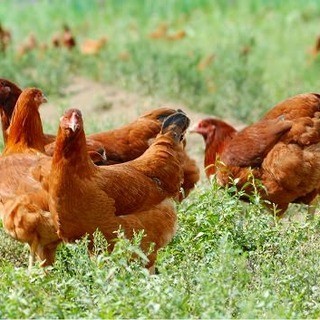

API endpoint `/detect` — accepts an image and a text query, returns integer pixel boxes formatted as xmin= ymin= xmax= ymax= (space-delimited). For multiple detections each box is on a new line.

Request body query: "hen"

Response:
xmin=0 ymin=23 xmax=11 ymax=53
xmin=48 ymin=108 xmax=190 ymax=270
xmin=308 ymin=35 xmax=320 ymax=60
xmin=80 ymin=37 xmax=107 ymax=55
xmin=149 ymin=23 xmax=168 ymax=39
xmin=52 ymin=24 xmax=76 ymax=50
xmin=3 ymin=87 xmax=48 ymax=155
xmin=46 ymin=107 xmax=200 ymax=200
xmin=17 ymin=33 xmax=38 ymax=57
xmin=192 ymin=93 xmax=320 ymax=216
xmin=0 ymin=88 xmax=60 ymax=268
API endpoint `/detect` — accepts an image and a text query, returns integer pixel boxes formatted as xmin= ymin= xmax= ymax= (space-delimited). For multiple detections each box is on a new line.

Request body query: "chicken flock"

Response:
xmin=0 ymin=23 xmax=107 ymax=56
xmin=1 ymin=22 xmax=320 ymax=65
xmin=0 ymin=79 xmax=199 ymax=272
xmin=0 ymin=22 xmax=188 ymax=58
xmin=1 ymin=77 xmax=320 ymax=272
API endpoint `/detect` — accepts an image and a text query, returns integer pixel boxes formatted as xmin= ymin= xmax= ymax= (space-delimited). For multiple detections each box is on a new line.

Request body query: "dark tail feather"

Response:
xmin=161 ymin=112 xmax=190 ymax=142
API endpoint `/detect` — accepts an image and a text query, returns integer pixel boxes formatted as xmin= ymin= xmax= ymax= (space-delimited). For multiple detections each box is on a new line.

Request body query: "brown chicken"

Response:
xmin=0 ymin=23 xmax=11 ymax=53
xmin=80 ymin=37 xmax=107 ymax=55
xmin=0 ymin=88 xmax=61 ymax=268
xmin=148 ymin=23 xmax=186 ymax=41
xmin=62 ymin=25 xmax=76 ymax=49
xmin=46 ymin=107 xmax=200 ymax=200
xmin=52 ymin=24 xmax=76 ymax=50
xmin=0 ymin=78 xmax=55 ymax=145
xmin=166 ymin=30 xmax=186 ymax=41
xmin=192 ymin=93 xmax=320 ymax=216
xmin=17 ymin=33 xmax=38 ymax=57
xmin=308 ymin=35 xmax=320 ymax=59
xmin=3 ymin=88 xmax=49 ymax=155
xmin=149 ymin=23 xmax=168 ymax=39
xmin=48 ymin=109 xmax=190 ymax=271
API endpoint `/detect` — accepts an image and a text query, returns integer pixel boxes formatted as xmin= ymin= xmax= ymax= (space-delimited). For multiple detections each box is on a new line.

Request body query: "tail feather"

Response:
xmin=161 ymin=112 xmax=190 ymax=142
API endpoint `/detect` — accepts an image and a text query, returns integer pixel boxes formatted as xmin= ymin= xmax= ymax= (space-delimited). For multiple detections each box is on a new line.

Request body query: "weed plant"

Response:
xmin=1 ymin=182 xmax=320 ymax=318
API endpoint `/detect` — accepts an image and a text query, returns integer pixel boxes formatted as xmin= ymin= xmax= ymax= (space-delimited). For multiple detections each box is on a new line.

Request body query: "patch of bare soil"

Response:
xmin=42 ymin=77 xmax=212 ymax=123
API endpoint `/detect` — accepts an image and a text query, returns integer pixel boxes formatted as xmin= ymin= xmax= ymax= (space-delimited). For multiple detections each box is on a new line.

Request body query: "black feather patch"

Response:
xmin=161 ymin=112 xmax=190 ymax=142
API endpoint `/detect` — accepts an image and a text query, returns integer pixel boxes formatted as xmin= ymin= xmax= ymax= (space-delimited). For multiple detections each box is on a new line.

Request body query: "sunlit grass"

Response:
xmin=1 ymin=1 xmax=320 ymax=318
xmin=1 ymin=184 xmax=320 ymax=318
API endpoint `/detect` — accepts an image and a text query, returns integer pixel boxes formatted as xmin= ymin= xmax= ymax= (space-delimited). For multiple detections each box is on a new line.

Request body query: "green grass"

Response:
xmin=1 ymin=184 xmax=320 ymax=318
xmin=1 ymin=0 xmax=320 ymax=318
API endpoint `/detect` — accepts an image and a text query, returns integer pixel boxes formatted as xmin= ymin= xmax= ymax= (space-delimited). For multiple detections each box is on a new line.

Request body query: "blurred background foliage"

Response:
xmin=1 ymin=0 xmax=320 ymax=122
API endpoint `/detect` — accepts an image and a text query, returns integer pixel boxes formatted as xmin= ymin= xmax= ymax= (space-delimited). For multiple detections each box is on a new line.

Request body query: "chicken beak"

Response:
xmin=41 ymin=94 xmax=48 ymax=104
xmin=188 ymin=123 xmax=200 ymax=134
xmin=35 ymin=93 xmax=48 ymax=104
xmin=68 ymin=112 xmax=80 ymax=132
